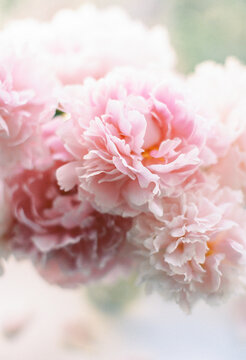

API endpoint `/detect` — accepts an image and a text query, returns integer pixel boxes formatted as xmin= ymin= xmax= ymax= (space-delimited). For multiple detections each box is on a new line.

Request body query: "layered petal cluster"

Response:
xmin=188 ymin=58 xmax=246 ymax=196
xmin=1 ymin=3 xmax=246 ymax=312
xmin=0 ymin=45 xmax=57 ymax=177
xmin=1 ymin=4 xmax=176 ymax=85
xmin=57 ymin=68 xmax=209 ymax=217
xmin=128 ymin=181 xmax=246 ymax=311
xmin=6 ymin=119 xmax=132 ymax=286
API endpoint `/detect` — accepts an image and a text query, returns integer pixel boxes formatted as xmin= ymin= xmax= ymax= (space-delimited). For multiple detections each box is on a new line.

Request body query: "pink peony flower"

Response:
xmin=1 ymin=4 xmax=176 ymax=85
xmin=6 ymin=119 xmax=132 ymax=286
xmin=0 ymin=44 xmax=57 ymax=177
xmin=188 ymin=58 xmax=246 ymax=196
xmin=128 ymin=181 xmax=246 ymax=311
xmin=57 ymin=68 xmax=210 ymax=217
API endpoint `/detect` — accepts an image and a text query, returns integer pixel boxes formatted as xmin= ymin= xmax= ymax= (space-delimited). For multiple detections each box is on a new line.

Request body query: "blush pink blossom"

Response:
xmin=188 ymin=58 xmax=246 ymax=196
xmin=57 ymin=68 xmax=210 ymax=217
xmin=0 ymin=45 xmax=57 ymax=177
xmin=128 ymin=181 xmax=246 ymax=311
xmin=6 ymin=119 xmax=132 ymax=286
xmin=1 ymin=4 xmax=176 ymax=85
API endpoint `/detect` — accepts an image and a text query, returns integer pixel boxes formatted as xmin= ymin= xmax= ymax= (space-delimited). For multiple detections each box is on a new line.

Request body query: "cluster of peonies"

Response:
xmin=1 ymin=4 xmax=246 ymax=311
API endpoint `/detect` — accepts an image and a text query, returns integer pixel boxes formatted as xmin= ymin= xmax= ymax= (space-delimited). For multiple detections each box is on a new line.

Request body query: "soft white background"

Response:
xmin=1 ymin=259 xmax=246 ymax=360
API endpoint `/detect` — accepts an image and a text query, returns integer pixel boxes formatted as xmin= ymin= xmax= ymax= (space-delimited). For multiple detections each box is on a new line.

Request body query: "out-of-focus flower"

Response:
xmin=0 ymin=44 xmax=57 ymax=177
xmin=1 ymin=4 xmax=176 ymax=85
xmin=128 ymin=181 xmax=246 ymax=311
xmin=188 ymin=58 xmax=246 ymax=197
xmin=57 ymin=68 xmax=210 ymax=217
xmin=6 ymin=119 xmax=132 ymax=286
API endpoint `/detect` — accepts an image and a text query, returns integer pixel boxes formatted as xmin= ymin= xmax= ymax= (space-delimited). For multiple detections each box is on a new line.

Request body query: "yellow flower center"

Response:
xmin=206 ymin=232 xmax=225 ymax=257
xmin=142 ymin=145 xmax=165 ymax=163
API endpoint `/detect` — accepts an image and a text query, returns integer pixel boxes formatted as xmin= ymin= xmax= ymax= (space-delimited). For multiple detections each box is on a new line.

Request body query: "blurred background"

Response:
xmin=1 ymin=0 xmax=246 ymax=72
xmin=1 ymin=0 xmax=246 ymax=359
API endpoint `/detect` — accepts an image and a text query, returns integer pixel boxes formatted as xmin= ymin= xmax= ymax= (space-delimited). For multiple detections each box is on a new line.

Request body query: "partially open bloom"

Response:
xmin=57 ymin=68 xmax=209 ymax=217
xmin=0 ymin=45 xmax=57 ymax=177
xmin=1 ymin=4 xmax=176 ymax=85
xmin=188 ymin=58 xmax=246 ymax=196
xmin=6 ymin=119 xmax=132 ymax=286
xmin=128 ymin=181 xmax=246 ymax=311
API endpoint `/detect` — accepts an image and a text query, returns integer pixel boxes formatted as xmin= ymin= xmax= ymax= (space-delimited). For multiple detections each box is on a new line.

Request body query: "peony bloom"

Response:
xmin=0 ymin=45 xmax=57 ymax=177
xmin=188 ymin=58 xmax=246 ymax=196
xmin=1 ymin=4 xmax=176 ymax=85
xmin=128 ymin=181 xmax=246 ymax=311
xmin=57 ymin=68 xmax=210 ymax=217
xmin=6 ymin=119 xmax=132 ymax=286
